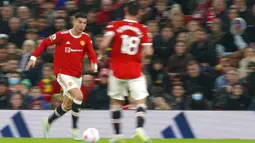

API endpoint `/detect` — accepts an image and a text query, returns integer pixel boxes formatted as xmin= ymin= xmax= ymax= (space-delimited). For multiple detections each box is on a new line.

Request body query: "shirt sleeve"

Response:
xmin=104 ymin=21 xmax=116 ymax=37
xmin=141 ymin=25 xmax=152 ymax=46
xmin=85 ymin=36 xmax=97 ymax=64
xmin=31 ymin=32 xmax=62 ymax=60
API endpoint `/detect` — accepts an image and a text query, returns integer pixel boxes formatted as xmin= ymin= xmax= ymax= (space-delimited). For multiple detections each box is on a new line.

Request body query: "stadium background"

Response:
xmin=1 ymin=0 xmax=255 ymax=141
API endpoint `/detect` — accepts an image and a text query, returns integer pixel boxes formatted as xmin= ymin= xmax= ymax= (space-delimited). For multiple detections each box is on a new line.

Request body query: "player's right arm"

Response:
xmin=26 ymin=32 xmax=62 ymax=71
xmin=141 ymin=26 xmax=153 ymax=56
xmin=100 ymin=22 xmax=116 ymax=53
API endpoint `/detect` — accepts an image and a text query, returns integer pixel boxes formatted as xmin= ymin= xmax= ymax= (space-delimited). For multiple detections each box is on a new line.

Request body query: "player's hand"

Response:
xmin=90 ymin=62 xmax=98 ymax=73
xmin=25 ymin=60 xmax=36 ymax=71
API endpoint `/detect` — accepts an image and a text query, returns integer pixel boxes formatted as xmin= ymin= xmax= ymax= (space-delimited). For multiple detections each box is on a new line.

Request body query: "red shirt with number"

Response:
xmin=31 ymin=30 xmax=97 ymax=78
xmin=105 ymin=19 xmax=152 ymax=79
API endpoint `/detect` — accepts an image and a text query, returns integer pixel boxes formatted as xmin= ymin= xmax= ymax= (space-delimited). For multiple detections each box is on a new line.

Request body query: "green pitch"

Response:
xmin=1 ymin=138 xmax=255 ymax=143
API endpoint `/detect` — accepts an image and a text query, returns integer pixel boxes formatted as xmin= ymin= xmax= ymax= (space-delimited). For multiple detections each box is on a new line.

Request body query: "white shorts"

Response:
xmin=57 ymin=73 xmax=82 ymax=99
xmin=108 ymin=71 xmax=149 ymax=101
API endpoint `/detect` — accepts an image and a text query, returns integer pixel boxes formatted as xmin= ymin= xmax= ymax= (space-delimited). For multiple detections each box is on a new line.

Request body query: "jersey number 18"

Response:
xmin=120 ymin=35 xmax=140 ymax=55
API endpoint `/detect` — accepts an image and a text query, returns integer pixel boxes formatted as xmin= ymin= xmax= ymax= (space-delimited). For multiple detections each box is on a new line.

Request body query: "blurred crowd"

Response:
xmin=1 ymin=0 xmax=255 ymax=110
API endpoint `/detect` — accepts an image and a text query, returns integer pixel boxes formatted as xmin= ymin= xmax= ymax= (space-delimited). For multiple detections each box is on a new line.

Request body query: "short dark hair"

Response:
xmin=195 ymin=28 xmax=206 ymax=33
xmin=43 ymin=63 xmax=54 ymax=70
xmin=160 ymin=25 xmax=172 ymax=31
xmin=125 ymin=1 xmax=141 ymax=16
xmin=56 ymin=7 xmax=66 ymax=11
xmin=37 ymin=15 xmax=47 ymax=20
xmin=74 ymin=12 xmax=87 ymax=19
xmin=176 ymin=40 xmax=187 ymax=45
xmin=187 ymin=60 xmax=199 ymax=67
xmin=55 ymin=16 xmax=65 ymax=21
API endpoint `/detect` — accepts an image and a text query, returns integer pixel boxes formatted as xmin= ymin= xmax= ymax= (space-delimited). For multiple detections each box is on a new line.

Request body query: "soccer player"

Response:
xmin=26 ymin=12 xmax=97 ymax=140
xmin=100 ymin=1 xmax=153 ymax=143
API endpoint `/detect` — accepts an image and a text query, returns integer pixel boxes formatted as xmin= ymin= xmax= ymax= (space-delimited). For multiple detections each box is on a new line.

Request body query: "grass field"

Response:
xmin=1 ymin=138 xmax=255 ymax=143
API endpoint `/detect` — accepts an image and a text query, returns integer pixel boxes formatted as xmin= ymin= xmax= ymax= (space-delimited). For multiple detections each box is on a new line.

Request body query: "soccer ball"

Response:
xmin=83 ymin=128 xmax=100 ymax=143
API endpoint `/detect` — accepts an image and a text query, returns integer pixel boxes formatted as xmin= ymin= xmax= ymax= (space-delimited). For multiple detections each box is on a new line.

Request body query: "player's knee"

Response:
xmin=62 ymin=103 xmax=72 ymax=111
xmin=73 ymin=91 xmax=83 ymax=101
xmin=110 ymin=105 xmax=122 ymax=119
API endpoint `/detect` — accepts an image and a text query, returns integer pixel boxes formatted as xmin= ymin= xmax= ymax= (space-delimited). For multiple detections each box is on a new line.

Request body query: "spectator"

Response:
xmin=147 ymin=20 xmax=159 ymax=38
xmin=25 ymin=18 xmax=37 ymax=29
xmin=222 ymin=6 xmax=239 ymax=32
xmin=168 ymin=4 xmax=183 ymax=20
xmin=6 ymin=43 xmax=20 ymax=60
xmin=224 ymin=83 xmax=250 ymax=110
xmin=176 ymin=32 xmax=188 ymax=44
xmin=5 ymin=58 xmax=19 ymax=73
xmin=0 ymin=78 xmax=10 ymax=108
xmin=25 ymin=28 xmax=39 ymax=41
xmin=64 ymin=0 xmax=78 ymax=16
xmin=211 ymin=0 xmax=227 ymax=20
xmin=31 ymin=100 xmax=44 ymax=110
xmin=185 ymin=90 xmax=213 ymax=110
xmin=50 ymin=93 xmax=63 ymax=109
xmin=216 ymin=68 xmax=240 ymax=89
xmin=151 ymin=0 xmax=169 ymax=27
xmin=149 ymin=57 xmax=170 ymax=94
xmin=209 ymin=18 xmax=225 ymax=56
xmin=37 ymin=63 xmax=61 ymax=101
xmin=189 ymin=28 xmax=217 ymax=67
xmin=220 ymin=18 xmax=249 ymax=57
xmin=244 ymin=61 xmax=255 ymax=97
xmin=3 ymin=17 xmax=25 ymax=48
xmin=54 ymin=8 xmax=68 ymax=20
xmin=78 ymin=0 xmax=99 ymax=14
xmin=17 ymin=6 xmax=30 ymax=28
xmin=36 ymin=16 xmax=51 ymax=38
xmin=215 ymin=59 xmax=233 ymax=88
xmin=0 ymin=47 xmax=7 ymax=70
xmin=96 ymin=0 xmax=114 ymax=25
xmin=187 ymin=20 xmax=201 ymax=47
xmin=171 ymin=14 xmax=185 ymax=37
xmin=29 ymin=86 xmax=49 ymax=108
xmin=168 ymin=84 xmax=186 ymax=110
xmin=153 ymin=26 xmax=175 ymax=65
xmin=81 ymin=74 xmax=95 ymax=107
xmin=151 ymin=96 xmax=171 ymax=110
xmin=0 ymin=5 xmax=14 ymax=32
xmin=41 ymin=1 xmax=55 ymax=25
xmin=86 ymin=9 xmax=101 ymax=36
xmin=138 ymin=0 xmax=153 ymax=24
xmin=238 ymin=48 xmax=255 ymax=78
xmin=52 ymin=17 xmax=67 ymax=33
xmin=233 ymin=0 xmax=253 ymax=26
xmin=0 ymin=34 xmax=9 ymax=47
xmin=87 ymin=68 xmax=109 ymax=109
xmin=184 ymin=61 xmax=215 ymax=100
xmin=109 ymin=0 xmax=128 ymax=21
xmin=168 ymin=40 xmax=194 ymax=74
xmin=7 ymin=92 xmax=25 ymax=109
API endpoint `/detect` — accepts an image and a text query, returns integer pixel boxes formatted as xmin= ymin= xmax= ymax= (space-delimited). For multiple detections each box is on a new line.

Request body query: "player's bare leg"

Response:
xmin=68 ymin=88 xmax=84 ymax=140
xmin=109 ymin=98 xmax=125 ymax=143
xmin=133 ymin=98 xmax=151 ymax=143
xmin=43 ymin=96 xmax=72 ymax=138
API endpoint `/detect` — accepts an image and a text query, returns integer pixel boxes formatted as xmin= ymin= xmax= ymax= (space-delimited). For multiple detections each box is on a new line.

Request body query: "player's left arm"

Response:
xmin=85 ymin=36 xmax=98 ymax=72
xmin=141 ymin=26 xmax=153 ymax=56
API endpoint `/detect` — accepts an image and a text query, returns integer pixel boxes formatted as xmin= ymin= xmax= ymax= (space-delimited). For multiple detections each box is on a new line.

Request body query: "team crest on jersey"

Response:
xmin=80 ymin=40 xmax=86 ymax=46
xmin=68 ymin=82 xmax=73 ymax=86
xmin=50 ymin=34 xmax=56 ymax=41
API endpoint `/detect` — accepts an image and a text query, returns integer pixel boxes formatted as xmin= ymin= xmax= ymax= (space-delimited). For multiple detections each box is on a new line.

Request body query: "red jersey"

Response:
xmin=32 ymin=30 xmax=97 ymax=78
xmin=105 ymin=19 xmax=152 ymax=79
